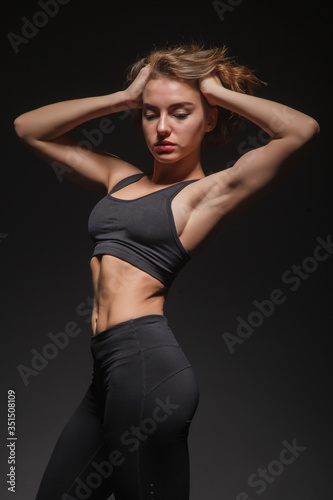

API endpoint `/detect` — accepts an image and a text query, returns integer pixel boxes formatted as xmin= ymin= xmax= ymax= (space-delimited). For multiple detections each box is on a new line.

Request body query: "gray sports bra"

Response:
xmin=88 ymin=172 xmax=200 ymax=287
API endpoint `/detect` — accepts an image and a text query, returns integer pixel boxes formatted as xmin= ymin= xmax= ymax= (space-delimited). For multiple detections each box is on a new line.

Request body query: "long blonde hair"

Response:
xmin=125 ymin=43 xmax=263 ymax=147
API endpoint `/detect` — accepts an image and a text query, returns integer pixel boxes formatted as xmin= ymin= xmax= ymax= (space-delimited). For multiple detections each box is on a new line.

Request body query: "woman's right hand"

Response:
xmin=122 ymin=65 xmax=151 ymax=109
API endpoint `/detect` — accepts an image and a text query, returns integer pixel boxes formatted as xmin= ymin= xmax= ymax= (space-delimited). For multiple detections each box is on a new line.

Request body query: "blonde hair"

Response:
xmin=125 ymin=43 xmax=263 ymax=147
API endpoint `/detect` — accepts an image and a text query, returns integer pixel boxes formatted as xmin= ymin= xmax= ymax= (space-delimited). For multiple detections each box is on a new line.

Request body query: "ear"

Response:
xmin=205 ymin=106 xmax=218 ymax=133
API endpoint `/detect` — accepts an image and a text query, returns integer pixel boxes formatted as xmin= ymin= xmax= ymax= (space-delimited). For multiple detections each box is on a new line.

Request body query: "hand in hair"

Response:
xmin=199 ymin=73 xmax=224 ymax=105
xmin=123 ymin=65 xmax=151 ymax=109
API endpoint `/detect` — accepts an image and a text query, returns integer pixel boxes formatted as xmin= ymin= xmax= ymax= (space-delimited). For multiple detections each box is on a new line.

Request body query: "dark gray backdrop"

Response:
xmin=1 ymin=0 xmax=332 ymax=499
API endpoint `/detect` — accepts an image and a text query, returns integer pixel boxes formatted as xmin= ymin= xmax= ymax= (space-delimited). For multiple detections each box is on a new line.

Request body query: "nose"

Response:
xmin=156 ymin=113 xmax=171 ymax=136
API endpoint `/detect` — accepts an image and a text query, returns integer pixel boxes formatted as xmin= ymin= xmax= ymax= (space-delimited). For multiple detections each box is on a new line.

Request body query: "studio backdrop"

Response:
xmin=1 ymin=1 xmax=332 ymax=499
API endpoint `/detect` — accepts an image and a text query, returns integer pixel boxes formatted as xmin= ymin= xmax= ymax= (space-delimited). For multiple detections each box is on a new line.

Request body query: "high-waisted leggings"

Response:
xmin=35 ymin=314 xmax=200 ymax=500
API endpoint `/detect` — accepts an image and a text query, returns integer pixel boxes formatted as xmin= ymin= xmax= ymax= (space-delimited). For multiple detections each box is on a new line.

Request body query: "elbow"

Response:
xmin=285 ymin=118 xmax=320 ymax=147
xmin=13 ymin=115 xmax=32 ymax=141
xmin=308 ymin=118 xmax=320 ymax=138
xmin=13 ymin=115 xmax=26 ymax=139
xmin=300 ymin=118 xmax=320 ymax=143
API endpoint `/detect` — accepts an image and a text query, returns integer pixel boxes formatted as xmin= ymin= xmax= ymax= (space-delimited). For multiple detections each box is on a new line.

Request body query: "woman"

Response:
xmin=14 ymin=44 xmax=319 ymax=500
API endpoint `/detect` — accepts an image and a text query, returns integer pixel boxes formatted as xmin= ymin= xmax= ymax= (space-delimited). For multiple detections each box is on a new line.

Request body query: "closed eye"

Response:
xmin=144 ymin=113 xmax=190 ymax=121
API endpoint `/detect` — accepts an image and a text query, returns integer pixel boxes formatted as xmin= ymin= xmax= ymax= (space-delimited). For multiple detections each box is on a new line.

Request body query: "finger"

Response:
xmin=140 ymin=64 xmax=151 ymax=76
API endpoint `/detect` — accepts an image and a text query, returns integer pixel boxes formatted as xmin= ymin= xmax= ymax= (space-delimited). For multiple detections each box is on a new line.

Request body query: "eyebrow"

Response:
xmin=143 ymin=102 xmax=195 ymax=110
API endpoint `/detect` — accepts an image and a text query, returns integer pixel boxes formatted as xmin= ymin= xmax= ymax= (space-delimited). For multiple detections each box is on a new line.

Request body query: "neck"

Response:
xmin=150 ymin=150 xmax=205 ymax=184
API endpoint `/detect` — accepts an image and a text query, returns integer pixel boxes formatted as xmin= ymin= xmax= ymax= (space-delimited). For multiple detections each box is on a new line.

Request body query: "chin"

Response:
xmin=153 ymin=154 xmax=180 ymax=163
xmin=148 ymin=149 xmax=180 ymax=163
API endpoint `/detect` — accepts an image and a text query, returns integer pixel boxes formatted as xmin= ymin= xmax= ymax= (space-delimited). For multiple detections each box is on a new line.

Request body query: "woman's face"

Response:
xmin=141 ymin=76 xmax=216 ymax=164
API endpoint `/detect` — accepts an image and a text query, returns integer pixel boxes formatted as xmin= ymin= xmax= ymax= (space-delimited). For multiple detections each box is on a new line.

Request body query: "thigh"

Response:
xmin=137 ymin=365 xmax=200 ymax=500
xmin=35 ymin=382 xmax=114 ymax=500
xmin=102 ymin=345 xmax=200 ymax=500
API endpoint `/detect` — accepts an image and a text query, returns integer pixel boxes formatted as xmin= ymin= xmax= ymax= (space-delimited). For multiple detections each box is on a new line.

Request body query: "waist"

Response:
xmin=93 ymin=303 xmax=165 ymax=335
xmin=90 ymin=314 xmax=180 ymax=367
xmin=91 ymin=254 xmax=167 ymax=335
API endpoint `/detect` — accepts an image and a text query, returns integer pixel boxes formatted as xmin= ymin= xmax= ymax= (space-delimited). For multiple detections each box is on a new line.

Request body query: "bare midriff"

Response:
xmin=90 ymin=254 xmax=167 ymax=335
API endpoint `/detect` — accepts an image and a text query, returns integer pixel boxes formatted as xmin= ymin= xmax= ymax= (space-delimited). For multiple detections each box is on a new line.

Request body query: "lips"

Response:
xmin=155 ymin=142 xmax=176 ymax=153
xmin=154 ymin=140 xmax=175 ymax=146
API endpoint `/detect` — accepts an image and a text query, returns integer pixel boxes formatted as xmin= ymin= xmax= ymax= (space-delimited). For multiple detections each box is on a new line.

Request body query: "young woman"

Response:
xmin=14 ymin=44 xmax=319 ymax=500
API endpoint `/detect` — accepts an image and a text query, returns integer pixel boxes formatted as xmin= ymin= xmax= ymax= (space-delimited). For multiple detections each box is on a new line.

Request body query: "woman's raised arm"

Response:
xmin=13 ymin=66 xmax=151 ymax=192
xmin=14 ymin=92 xmax=131 ymax=142
xmin=195 ymin=75 xmax=319 ymax=215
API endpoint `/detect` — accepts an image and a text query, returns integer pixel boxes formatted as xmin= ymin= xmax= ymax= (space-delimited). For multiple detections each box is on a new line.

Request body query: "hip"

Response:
xmin=90 ymin=314 xmax=199 ymax=400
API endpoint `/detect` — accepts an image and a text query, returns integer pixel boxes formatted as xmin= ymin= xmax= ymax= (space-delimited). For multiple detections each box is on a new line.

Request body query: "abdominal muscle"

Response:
xmin=90 ymin=254 xmax=167 ymax=335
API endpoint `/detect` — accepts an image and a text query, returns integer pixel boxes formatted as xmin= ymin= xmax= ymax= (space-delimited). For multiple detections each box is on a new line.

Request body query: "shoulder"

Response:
xmin=106 ymin=158 xmax=145 ymax=193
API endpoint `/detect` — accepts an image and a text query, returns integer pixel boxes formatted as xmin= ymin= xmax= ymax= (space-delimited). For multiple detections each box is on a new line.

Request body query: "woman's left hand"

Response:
xmin=199 ymin=74 xmax=224 ymax=105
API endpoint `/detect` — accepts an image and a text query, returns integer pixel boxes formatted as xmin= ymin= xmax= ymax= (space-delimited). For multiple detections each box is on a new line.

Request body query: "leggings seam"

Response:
xmin=134 ymin=324 xmax=145 ymax=500
xmin=63 ymin=443 xmax=104 ymax=496
xmin=143 ymin=364 xmax=192 ymax=397
xmin=97 ymin=348 xmax=139 ymax=369
xmin=96 ymin=344 xmax=181 ymax=370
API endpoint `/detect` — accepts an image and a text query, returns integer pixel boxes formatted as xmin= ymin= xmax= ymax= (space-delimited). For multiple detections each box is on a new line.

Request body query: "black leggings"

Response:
xmin=35 ymin=314 xmax=200 ymax=500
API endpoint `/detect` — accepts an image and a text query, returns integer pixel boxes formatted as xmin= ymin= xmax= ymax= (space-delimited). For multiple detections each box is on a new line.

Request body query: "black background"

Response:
xmin=1 ymin=0 xmax=332 ymax=499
